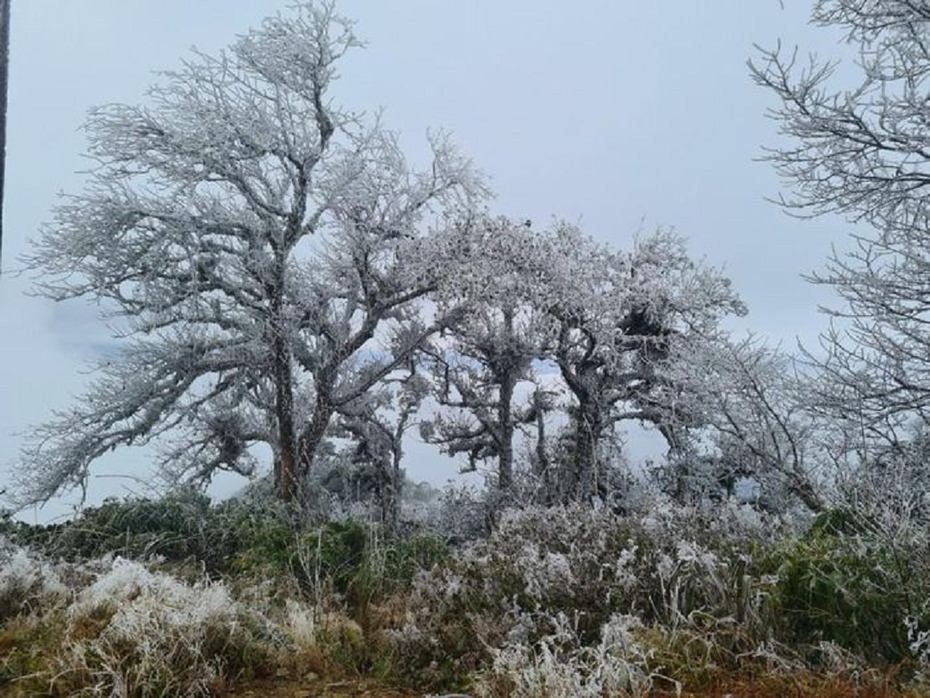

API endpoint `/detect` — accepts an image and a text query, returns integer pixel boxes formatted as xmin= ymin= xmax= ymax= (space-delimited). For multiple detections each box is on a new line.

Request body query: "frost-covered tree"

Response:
xmin=17 ymin=2 xmax=485 ymax=506
xmin=334 ymin=366 xmax=428 ymax=530
xmin=672 ymin=337 xmax=824 ymax=511
xmin=522 ymin=383 xmax=562 ymax=501
xmin=841 ymin=421 xmax=930 ymax=525
xmin=751 ymin=1 xmax=930 ymax=454
xmin=420 ymin=218 xmax=547 ymax=493
xmin=540 ymin=227 xmax=745 ymax=502
xmin=429 ymin=220 xmax=745 ymax=503
xmin=420 ymin=309 xmax=540 ymax=492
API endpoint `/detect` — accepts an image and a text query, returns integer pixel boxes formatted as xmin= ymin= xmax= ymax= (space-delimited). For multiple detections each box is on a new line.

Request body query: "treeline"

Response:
xmin=10 ymin=2 xmax=823 ymax=528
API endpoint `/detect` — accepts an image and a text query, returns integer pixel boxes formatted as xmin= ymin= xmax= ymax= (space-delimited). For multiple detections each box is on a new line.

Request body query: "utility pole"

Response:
xmin=0 ymin=0 xmax=10 ymax=272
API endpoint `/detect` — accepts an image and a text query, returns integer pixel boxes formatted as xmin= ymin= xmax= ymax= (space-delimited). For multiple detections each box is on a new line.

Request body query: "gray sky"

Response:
xmin=0 ymin=1 xmax=854 ymax=520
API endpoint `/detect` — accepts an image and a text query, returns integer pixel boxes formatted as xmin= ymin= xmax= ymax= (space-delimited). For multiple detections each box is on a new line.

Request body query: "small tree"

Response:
xmin=17 ymin=2 xmax=485 ymax=507
xmin=335 ymin=366 xmax=428 ymax=531
xmin=419 ymin=219 xmax=548 ymax=493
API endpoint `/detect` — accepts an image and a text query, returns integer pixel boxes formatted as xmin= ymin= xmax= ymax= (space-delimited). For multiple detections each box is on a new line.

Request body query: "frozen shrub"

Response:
xmin=51 ymin=558 xmax=274 ymax=696
xmin=70 ymin=557 xmax=235 ymax=628
xmin=906 ymin=615 xmax=930 ymax=691
xmin=283 ymin=598 xmax=318 ymax=648
xmin=0 ymin=539 xmax=69 ymax=621
xmin=378 ymin=502 xmax=775 ymax=690
xmin=422 ymin=482 xmax=493 ymax=543
xmin=475 ymin=614 xmax=891 ymax=698
xmin=475 ymin=614 xmax=670 ymax=698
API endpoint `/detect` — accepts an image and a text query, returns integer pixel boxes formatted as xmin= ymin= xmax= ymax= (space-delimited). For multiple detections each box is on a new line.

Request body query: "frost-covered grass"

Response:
xmin=370 ymin=500 xmax=930 ymax=694
xmin=0 ymin=539 xmax=70 ymax=622
xmin=0 ymin=542 xmax=333 ymax=696
xmin=475 ymin=614 xmax=664 ymax=698
xmin=3 ymin=495 xmax=930 ymax=696
xmin=49 ymin=558 xmax=271 ymax=696
xmin=0 ymin=497 xmax=448 ymax=696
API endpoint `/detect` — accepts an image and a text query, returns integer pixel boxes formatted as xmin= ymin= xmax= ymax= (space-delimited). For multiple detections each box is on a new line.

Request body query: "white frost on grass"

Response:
xmin=59 ymin=557 xmax=256 ymax=697
xmin=0 ymin=540 xmax=69 ymax=616
xmin=72 ymin=557 xmax=236 ymax=632
xmin=476 ymin=613 xmax=674 ymax=698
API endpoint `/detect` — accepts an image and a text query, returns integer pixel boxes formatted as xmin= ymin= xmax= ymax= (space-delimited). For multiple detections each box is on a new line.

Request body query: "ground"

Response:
xmin=228 ymin=676 xmax=921 ymax=698
xmin=228 ymin=678 xmax=422 ymax=698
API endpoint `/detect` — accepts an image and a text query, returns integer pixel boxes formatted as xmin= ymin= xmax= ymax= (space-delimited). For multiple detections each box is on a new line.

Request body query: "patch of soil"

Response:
xmin=656 ymin=674 xmax=923 ymax=698
xmin=227 ymin=677 xmax=423 ymax=698
xmin=229 ymin=672 xmax=923 ymax=698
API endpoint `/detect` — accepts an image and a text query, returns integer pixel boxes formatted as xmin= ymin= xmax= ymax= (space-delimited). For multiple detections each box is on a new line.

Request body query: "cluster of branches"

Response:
xmin=751 ymin=0 xmax=930 ymax=509
xmin=17 ymin=2 xmax=485 ymax=511
xmin=10 ymin=1 xmax=844 ymax=525
xmin=418 ymin=218 xmax=763 ymax=507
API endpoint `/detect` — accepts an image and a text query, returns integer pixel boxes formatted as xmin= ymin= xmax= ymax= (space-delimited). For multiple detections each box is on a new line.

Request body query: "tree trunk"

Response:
xmin=297 ymin=382 xmax=335 ymax=482
xmin=659 ymin=423 xmax=691 ymax=505
xmin=533 ymin=398 xmax=553 ymax=504
xmin=271 ymin=288 xmax=298 ymax=502
xmin=496 ymin=306 xmax=517 ymax=493
xmin=384 ymin=446 xmax=402 ymax=533
xmin=573 ymin=403 xmax=602 ymax=502
xmin=498 ymin=370 xmax=516 ymax=492
xmin=790 ymin=475 xmax=824 ymax=513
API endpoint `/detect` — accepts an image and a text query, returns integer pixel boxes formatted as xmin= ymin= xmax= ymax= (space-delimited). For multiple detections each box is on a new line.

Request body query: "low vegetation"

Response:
xmin=2 ymin=491 xmax=929 ymax=696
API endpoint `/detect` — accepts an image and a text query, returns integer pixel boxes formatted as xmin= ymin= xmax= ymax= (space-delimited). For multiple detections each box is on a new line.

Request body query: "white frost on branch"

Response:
xmin=17 ymin=1 xmax=488 ymax=506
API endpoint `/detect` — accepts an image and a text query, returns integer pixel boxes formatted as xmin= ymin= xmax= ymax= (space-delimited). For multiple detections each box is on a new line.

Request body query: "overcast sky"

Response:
xmin=0 ymin=1 xmax=855 ymax=521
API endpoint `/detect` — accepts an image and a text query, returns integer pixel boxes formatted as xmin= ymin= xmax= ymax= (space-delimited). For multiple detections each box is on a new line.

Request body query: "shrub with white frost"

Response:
xmin=475 ymin=614 xmax=667 ymax=698
xmin=0 ymin=539 xmax=69 ymax=621
xmin=382 ymin=501 xmax=777 ymax=689
xmin=53 ymin=558 xmax=272 ymax=697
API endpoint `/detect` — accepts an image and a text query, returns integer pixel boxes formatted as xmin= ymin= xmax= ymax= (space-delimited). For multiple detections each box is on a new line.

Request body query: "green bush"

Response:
xmin=291 ymin=522 xmax=448 ymax=614
xmin=764 ymin=519 xmax=923 ymax=663
xmin=3 ymin=493 xmax=301 ymax=577
xmin=3 ymin=492 xmax=224 ymax=568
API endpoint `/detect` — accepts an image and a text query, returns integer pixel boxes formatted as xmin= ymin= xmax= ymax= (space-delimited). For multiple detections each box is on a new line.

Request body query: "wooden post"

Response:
xmin=0 ymin=0 xmax=10 ymax=272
